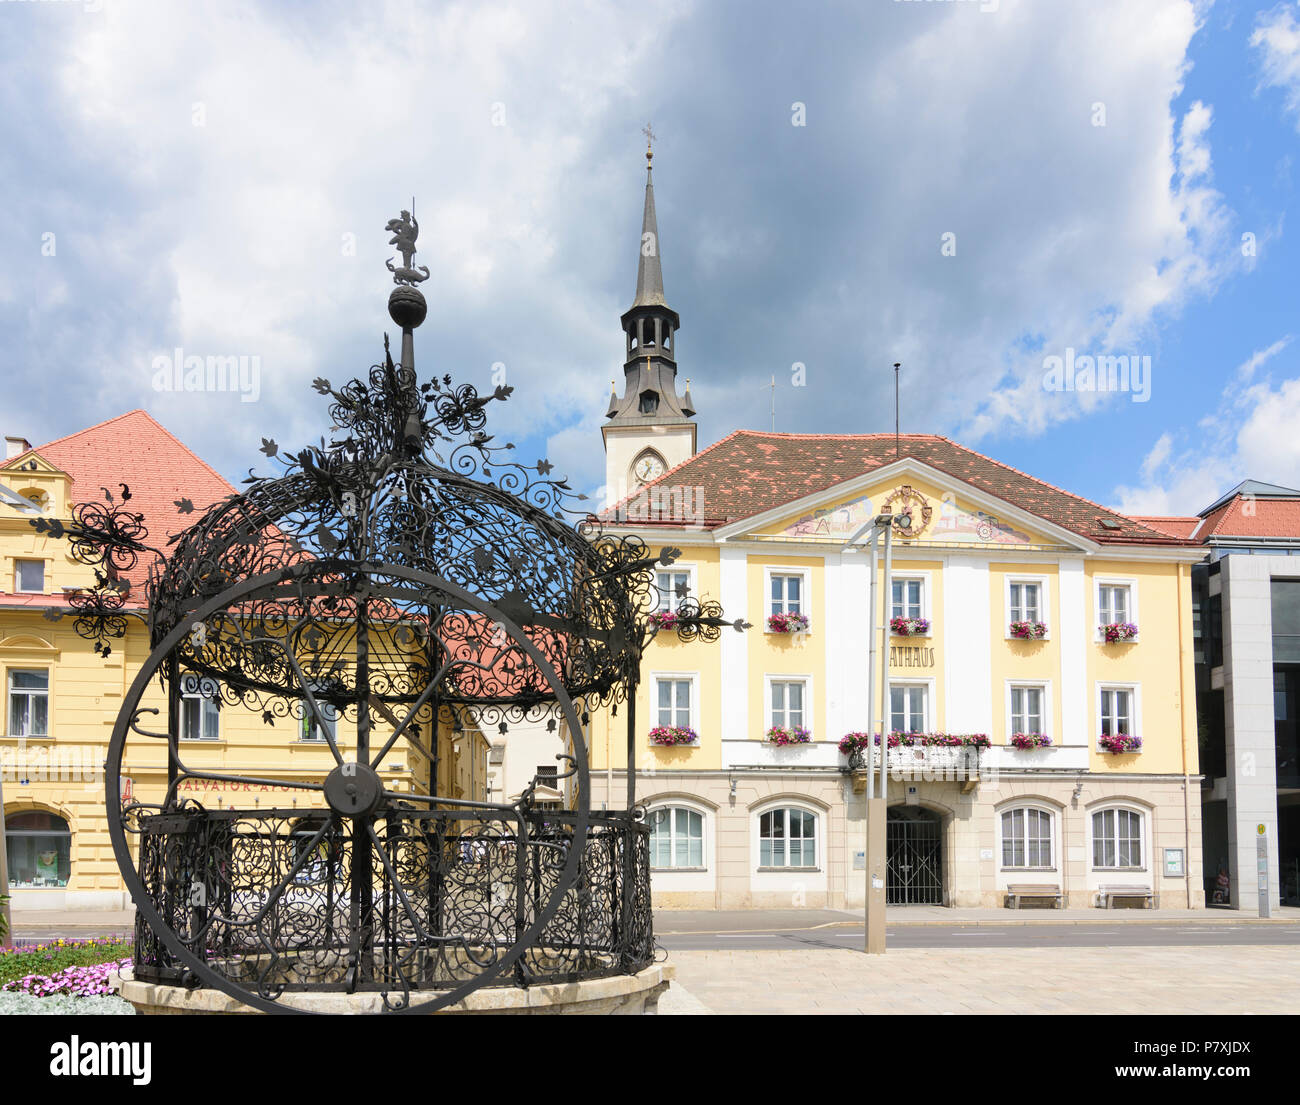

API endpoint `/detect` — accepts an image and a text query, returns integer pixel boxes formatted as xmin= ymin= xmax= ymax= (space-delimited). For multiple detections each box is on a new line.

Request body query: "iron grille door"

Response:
xmin=887 ymin=815 xmax=942 ymax=905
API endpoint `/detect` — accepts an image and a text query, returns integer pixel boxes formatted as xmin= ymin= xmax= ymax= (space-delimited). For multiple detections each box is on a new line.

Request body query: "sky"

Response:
xmin=4 ymin=0 xmax=1300 ymax=518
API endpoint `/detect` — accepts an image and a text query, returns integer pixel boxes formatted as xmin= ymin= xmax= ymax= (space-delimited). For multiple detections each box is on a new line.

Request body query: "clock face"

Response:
xmin=633 ymin=454 xmax=666 ymax=484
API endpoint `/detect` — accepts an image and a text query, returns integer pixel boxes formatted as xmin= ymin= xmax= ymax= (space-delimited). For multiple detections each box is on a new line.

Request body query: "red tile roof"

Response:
xmin=1197 ymin=497 xmax=1300 ymax=540
xmin=609 ymin=431 xmax=1192 ymax=545
xmin=1130 ymin=515 xmax=1202 ymax=539
xmin=3 ymin=409 xmax=236 ymax=595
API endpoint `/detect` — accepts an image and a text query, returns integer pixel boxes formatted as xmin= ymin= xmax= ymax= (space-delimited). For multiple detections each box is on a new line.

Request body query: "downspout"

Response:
xmin=1177 ymin=560 xmax=1192 ymax=909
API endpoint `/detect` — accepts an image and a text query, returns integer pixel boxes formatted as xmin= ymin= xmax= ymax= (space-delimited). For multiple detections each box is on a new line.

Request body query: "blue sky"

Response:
xmin=4 ymin=0 xmax=1300 ymax=517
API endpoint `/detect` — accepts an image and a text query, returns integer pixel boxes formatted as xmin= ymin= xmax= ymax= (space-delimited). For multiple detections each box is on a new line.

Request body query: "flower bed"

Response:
xmin=767 ymin=612 xmax=810 ymax=634
xmin=648 ymin=725 xmax=698 ymax=746
xmin=890 ymin=616 xmax=930 ymax=637
xmin=1009 ymin=732 xmax=1052 ymax=750
xmin=766 ymin=725 xmax=811 ymax=746
xmin=1009 ymin=620 xmax=1048 ymax=640
xmin=647 ymin=610 xmax=679 ymax=630
xmin=1 ymin=936 xmax=133 ymax=994
xmin=1098 ymin=733 xmax=1142 ymax=754
xmin=1101 ymin=622 xmax=1138 ymax=643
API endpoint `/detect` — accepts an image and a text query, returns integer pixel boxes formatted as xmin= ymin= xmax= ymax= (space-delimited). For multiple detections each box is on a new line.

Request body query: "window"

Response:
xmin=769 ymin=679 xmax=806 ymax=730
xmin=1008 ymin=580 xmax=1043 ymax=624
xmin=655 ymin=568 xmax=692 ymax=613
xmin=1098 ymin=583 xmax=1131 ymax=626
xmin=890 ymin=684 xmax=927 ymax=733
xmin=180 ymin=674 xmax=221 ymax=740
xmin=649 ymin=806 xmax=704 ymax=869
xmin=300 ymin=683 xmax=338 ymax=742
xmin=8 ymin=670 xmax=48 ymax=737
xmin=14 ymin=559 xmax=45 ymax=593
xmin=1100 ymin=687 xmax=1134 ymax=736
xmin=1009 ymin=684 xmax=1045 ymax=735
xmin=759 ymin=807 xmax=817 ymax=868
xmin=891 ymin=577 xmax=924 ymax=621
xmin=655 ymin=677 xmax=693 ymax=729
xmin=5 ymin=810 xmax=71 ymax=888
xmin=1001 ymin=807 xmax=1053 ymax=868
xmin=1092 ymin=808 xmax=1144 ymax=869
xmin=769 ymin=572 xmax=804 ymax=617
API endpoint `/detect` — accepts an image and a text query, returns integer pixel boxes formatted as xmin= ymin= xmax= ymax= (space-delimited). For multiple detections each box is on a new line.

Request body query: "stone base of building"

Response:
xmin=111 ymin=964 xmax=674 ymax=1015
xmin=8 ymin=888 xmax=131 ymax=911
xmin=599 ymin=767 xmax=1205 ymax=911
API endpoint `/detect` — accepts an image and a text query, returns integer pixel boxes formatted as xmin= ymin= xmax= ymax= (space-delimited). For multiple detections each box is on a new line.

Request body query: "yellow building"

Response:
xmin=592 ymin=155 xmax=1205 ymax=910
xmin=0 ymin=412 xmax=487 ymax=912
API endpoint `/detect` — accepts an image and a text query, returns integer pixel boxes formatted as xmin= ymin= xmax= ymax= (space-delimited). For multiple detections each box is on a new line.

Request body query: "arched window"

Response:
xmin=5 ymin=809 xmax=72 ymax=888
xmin=1092 ymin=807 xmax=1144 ymax=869
xmin=758 ymin=807 xmax=817 ymax=869
xmin=649 ymin=806 xmax=704 ymax=869
xmin=1000 ymin=806 xmax=1054 ymax=869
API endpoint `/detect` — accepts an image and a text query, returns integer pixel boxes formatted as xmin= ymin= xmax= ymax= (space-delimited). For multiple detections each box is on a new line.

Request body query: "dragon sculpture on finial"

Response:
xmin=385 ymin=208 xmax=430 ymax=285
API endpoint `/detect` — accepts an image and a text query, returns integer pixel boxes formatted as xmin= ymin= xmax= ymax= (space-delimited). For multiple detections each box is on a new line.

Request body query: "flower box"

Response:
xmin=767 ymin=612 xmax=810 ymax=634
xmin=649 ymin=725 xmax=698 ymax=746
xmin=890 ymin=616 xmax=930 ymax=637
xmin=1009 ymin=620 xmax=1048 ymax=640
xmin=838 ymin=733 xmax=872 ymax=755
xmin=1009 ymin=733 xmax=1052 ymax=750
xmin=647 ymin=610 xmax=679 ymax=630
xmin=1098 ymin=733 xmax=1142 ymax=754
xmin=766 ymin=725 xmax=811 ymax=746
xmin=874 ymin=731 xmax=990 ymax=749
xmin=1100 ymin=622 xmax=1138 ymax=643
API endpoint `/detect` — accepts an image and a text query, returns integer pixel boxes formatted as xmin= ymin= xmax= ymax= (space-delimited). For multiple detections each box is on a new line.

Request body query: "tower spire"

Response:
xmin=633 ymin=124 xmax=667 ymax=309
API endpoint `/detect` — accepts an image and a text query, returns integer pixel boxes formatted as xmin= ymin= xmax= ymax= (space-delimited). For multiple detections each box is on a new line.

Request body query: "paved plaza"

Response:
xmin=659 ymin=945 xmax=1300 ymax=1015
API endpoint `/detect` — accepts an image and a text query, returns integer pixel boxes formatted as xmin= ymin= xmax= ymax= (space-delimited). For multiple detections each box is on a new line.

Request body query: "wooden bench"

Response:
xmin=1005 ymin=883 xmax=1064 ymax=909
xmin=1097 ymin=884 xmax=1157 ymax=909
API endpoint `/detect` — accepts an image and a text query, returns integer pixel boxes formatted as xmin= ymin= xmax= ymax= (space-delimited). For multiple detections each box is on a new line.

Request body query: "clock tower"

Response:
xmin=602 ymin=136 xmax=697 ymax=505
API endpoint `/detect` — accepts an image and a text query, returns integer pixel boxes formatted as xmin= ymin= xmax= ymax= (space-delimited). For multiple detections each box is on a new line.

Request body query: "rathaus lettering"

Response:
xmin=890 ymin=645 xmax=935 ymax=668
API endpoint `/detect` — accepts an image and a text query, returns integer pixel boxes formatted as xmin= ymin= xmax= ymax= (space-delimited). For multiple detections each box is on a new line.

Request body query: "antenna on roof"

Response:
xmin=893 ymin=363 xmax=902 ymax=457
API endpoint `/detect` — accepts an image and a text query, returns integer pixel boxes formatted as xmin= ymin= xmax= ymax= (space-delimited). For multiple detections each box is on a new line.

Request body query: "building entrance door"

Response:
xmin=887 ymin=806 xmax=943 ymax=905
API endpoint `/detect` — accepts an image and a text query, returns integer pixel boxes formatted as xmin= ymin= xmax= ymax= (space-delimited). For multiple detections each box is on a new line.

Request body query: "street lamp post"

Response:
xmin=845 ymin=510 xmax=907 ymax=954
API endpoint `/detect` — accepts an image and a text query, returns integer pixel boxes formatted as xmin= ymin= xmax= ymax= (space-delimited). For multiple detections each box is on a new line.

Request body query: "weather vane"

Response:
xmin=642 ymin=121 xmax=656 ymax=165
xmin=385 ymin=204 xmax=430 ymax=285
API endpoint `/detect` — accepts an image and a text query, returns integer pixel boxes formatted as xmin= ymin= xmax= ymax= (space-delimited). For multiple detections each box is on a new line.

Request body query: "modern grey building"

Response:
xmin=1141 ymin=481 xmax=1300 ymax=909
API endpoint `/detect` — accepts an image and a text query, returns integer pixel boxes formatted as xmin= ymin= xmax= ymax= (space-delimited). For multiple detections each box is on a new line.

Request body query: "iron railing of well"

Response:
xmin=130 ymin=806 xmax=653 ymax=997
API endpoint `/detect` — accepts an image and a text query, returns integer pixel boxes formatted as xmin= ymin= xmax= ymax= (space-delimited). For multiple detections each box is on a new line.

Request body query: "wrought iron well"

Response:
xmin=40 ymin=210 xmax=745 ymax=1013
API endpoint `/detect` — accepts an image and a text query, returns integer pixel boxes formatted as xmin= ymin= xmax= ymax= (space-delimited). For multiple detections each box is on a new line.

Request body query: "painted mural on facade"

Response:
xmin=777 ymin=489 xmax=1035 ymax=544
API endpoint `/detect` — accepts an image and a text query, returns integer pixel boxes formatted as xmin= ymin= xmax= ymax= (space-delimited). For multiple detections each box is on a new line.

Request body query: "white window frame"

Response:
xmin=1094 ymin=575 xmax=1139 ymax=641
xmin=179 ymin=674 xmax=222 ymax=741
xmin=998 ymin=804 xmax=1057 ymax=871
xmin=754 ymin=802 xmax=820 ymax=871
xmin=764 ymin=566 xmax=811 ymax=627
xmin=654 ymin=563 xmax=697 ymax=614
xmin=765 ymin=674 xmax=812 ymax=734
xmin=13 ymin=558 xmax=46 ymax=594
xmin=647 ymin=803 xmax=708 ymax=871
xmin=1089 ymin=805 xmax=1147 ymax=871
xmin=1096 ymin=682 xmax=1141 ymax=744
xmin=888 ymin=678 xmax=932 ymax=734
xmin=7 ymin=668 xmax=50 ymax=737
xmin=650 ymin=671 xmax=699 ymax=732
xmin=299 ymin=682 xmax=339 ymax=743
xmin=889 ymin=569 xmax=932 ymax=628
xmin=1004 ymin=680 xmax=1052 ymax=740
xmin=1004 ymin=573 xmax=1050 ymax=638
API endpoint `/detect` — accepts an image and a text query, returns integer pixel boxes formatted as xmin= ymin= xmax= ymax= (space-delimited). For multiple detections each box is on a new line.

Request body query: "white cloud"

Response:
xmin=1253 ymin=2 xmax=1300 ymax=126
xmin=1112 ymin=339 xmax=1300 ymax=515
